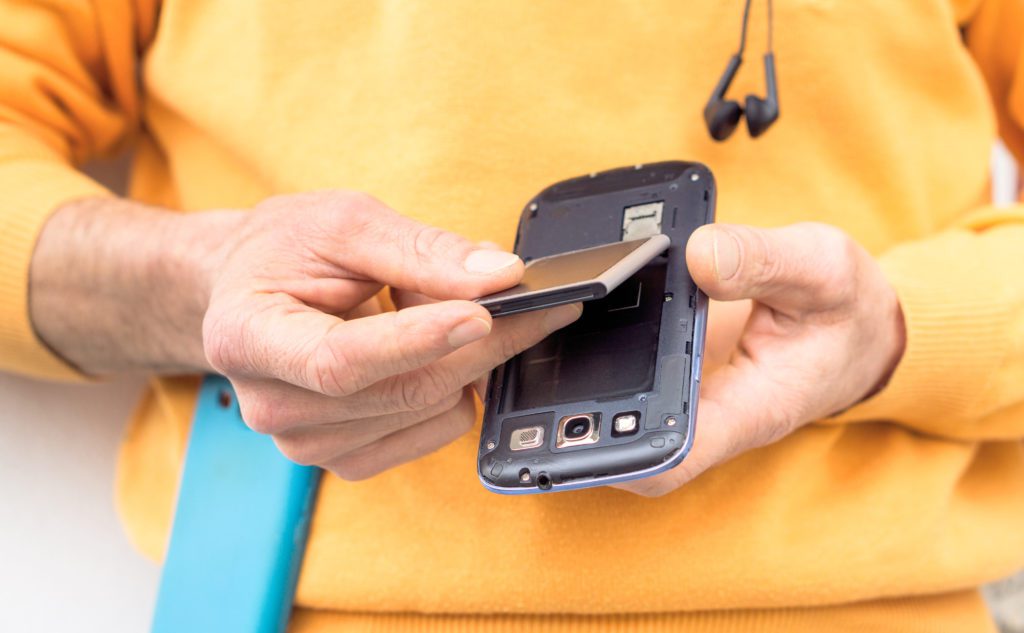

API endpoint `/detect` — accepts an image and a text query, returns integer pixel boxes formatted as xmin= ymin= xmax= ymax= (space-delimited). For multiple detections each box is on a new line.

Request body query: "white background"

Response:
xmin=0 ymin=374 xmax=156 ymax=631
xmin=0 ymin=149 xmax=1019 ymax=632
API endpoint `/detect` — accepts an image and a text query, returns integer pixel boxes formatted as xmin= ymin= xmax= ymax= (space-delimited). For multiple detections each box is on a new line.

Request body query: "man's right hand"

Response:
xmin=30 ymin=191 xmax=581 ymax=479
xmin=202 ymin=191 xmax=582 ymax=478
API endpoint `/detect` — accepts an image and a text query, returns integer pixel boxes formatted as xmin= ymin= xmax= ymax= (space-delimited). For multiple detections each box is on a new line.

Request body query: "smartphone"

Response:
xmin=477 ymin=161 xmax=715 ymax=494
xmin=476 ymin=235 xmax=670 ymax=317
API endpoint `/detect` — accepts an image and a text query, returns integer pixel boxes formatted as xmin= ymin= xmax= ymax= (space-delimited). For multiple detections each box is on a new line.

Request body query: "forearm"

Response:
xmin=29 ymin=197 xmax=243 ymax=375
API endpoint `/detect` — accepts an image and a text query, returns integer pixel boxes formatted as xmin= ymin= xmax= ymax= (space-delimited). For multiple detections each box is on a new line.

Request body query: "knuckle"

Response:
xmin=387 ymin=390 xmax=462 ymax=431
xmin=273 ymin=435 xmax=323 ymax=467
xmin=343 ymin=189 xmax=379 ymax=208
xmin=329 ymin=456 xmax=378 ymax=481
xmin=399 ymin=379 xmax=431 ymax=411
xmin=392 ymin=314 xmax=439 ymax=367
xmin=239 ymin=396 xmax=282 ymax=435
xmin=392 ymin=378 xmax=429 ymax=412
xmin=744 ymin=228 xmax=783 ymax=288
xmin=439 ymin=390 xmax=466 ymax=414
xmin=498 ymin=327 xmax=532 ymax=360
xmin=498 ymin=333 xmax=521 ymax=360
xmin=393 ymin=369 xmax=452 ymax=411
xmin=372 ymin=413 xmax=407 ymax=436
xmin=313 ymin=190 xmax=385 ymax=239
xmin=805 ymin=223 xmax=849 ymax=261
xmin=805 ymin=224 xmax=860 ymax=306
xmin=336 ymin=190 xmax=381 ymax=218
xmin=308 ymin=339 xmax=362 ymax=397
xmin=410 ymin=225 xmax=454 ymax=263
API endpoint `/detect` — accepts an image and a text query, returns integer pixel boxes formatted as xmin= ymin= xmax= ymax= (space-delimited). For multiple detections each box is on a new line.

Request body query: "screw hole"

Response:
xmin=218 ymin=389 xmax=233 ymax=409
xmin=536 ymin=473 xmax=552 ymax=490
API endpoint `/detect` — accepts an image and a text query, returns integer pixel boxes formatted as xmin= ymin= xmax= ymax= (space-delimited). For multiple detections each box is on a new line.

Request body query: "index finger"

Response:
xmin=323 ymin=193 xmax=526 ymax=300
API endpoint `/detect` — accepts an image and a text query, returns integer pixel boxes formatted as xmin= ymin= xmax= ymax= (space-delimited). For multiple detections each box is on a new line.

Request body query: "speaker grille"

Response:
xmin=510 ymin=426 xmax=544 ymax=451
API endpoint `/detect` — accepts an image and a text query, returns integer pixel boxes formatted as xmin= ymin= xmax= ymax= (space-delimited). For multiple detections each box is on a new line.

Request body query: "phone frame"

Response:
xmin=477 ymin=161 xmax=715 ymax=494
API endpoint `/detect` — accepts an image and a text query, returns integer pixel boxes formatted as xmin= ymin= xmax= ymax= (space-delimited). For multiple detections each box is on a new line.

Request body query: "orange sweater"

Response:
xmin=2 ymin=1 xmax=1024 ymax=630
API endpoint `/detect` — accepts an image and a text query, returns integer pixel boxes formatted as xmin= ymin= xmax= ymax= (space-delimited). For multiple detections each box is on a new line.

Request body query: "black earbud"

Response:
xmin=704 ymin=55 xmax=744 ymax=141
xmin=744 ymin=53 xmax=778 ymax=137
xmin=703 ymin=0 xmax=780 ymax=142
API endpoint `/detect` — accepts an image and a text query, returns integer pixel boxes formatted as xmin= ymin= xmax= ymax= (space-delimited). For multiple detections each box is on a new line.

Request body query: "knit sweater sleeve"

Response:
xmin=0 ymin=0 xmax=158 ymax=380
xmin=832 ymin=1 xmax=1024 ymax=439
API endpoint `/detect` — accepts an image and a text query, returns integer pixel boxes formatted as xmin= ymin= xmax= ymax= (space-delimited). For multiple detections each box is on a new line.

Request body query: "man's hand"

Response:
xmin=616 ymin=223 xmax=906 ymax=497
xmin=202 ymin=191 xmax=580 ymax=478
xmin=31 ymin=191 xmax=581 ymax=479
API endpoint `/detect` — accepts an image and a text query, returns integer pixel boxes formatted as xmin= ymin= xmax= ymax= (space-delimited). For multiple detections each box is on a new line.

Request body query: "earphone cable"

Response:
xmin=737 ymin=0 xmax=754 ymax=55
xmin=738 ymin=0 xmax=773 ymax=55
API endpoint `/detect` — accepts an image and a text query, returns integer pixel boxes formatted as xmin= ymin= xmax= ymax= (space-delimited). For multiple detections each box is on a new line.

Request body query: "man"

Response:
xmin=2 ymin=0 xmax=1023 ymax=630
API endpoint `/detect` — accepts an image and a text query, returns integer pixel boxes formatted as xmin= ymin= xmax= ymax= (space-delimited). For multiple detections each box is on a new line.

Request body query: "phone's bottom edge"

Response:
xmin=476 ymin=423 xmax=697 ymax=495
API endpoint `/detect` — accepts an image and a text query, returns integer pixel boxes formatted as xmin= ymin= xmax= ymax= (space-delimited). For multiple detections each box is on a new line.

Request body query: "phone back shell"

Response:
xmin=478 ymin=161 xmax=715 ymax=493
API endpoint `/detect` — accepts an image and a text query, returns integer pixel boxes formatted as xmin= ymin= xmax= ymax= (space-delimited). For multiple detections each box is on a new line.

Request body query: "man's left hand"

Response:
xmin=615 ymin=222 xmax=906 ymax=497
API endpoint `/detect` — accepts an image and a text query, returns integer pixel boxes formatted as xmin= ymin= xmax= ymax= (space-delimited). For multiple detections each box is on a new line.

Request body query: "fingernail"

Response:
xmin=543 ymin=303 xmax=583 ymax=333
xmin=464 ymin=249 xmax=521 ymax=274
xmin=448 ymin=317 xmax=492 ymax=348
xmin=712 ymin=228 xmax=741 ymax=281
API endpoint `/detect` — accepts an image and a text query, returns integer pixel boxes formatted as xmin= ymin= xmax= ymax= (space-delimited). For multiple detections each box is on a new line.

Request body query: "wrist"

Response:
xmin=30 ymin=197 xmax=245 ymax=374
xmin=867 ymin=283 xmax=907 ymax=398
xmin=157 ymin=208 xmax=247 ymax=370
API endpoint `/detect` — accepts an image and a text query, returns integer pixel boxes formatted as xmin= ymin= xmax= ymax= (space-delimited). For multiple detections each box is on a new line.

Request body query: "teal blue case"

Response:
xmin=151 ymin=375 xmax=321 ymax=633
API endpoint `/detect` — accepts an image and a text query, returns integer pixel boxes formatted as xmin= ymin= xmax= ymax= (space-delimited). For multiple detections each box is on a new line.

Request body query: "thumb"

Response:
xmin=686 ymin=222 xmax=857 ymax=315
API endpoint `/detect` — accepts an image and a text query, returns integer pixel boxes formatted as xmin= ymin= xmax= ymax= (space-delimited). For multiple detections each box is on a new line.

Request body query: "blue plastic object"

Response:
xmin=151 ymin=375 xmax=321 ymax=633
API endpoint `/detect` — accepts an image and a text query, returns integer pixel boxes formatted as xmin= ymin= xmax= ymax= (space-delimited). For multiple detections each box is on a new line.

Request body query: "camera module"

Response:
xmin=556 ymin=413 xmax=600 ymax=448
xmin=564 ymin=416 xmax=591 ymax=440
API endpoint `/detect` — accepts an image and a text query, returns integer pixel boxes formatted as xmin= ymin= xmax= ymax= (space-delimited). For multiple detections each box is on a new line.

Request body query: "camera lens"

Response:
xmin=564 ymin=416 xmax=592 ymax=440
xmin=556 ymin=413 xmax=601 ymax=449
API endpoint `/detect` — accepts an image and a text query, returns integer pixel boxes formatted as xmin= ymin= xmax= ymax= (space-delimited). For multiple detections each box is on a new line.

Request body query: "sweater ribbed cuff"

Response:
xmin=288 ymin=589 xmax=992 ymax=633
xmin=830 ymin=233 xmax=1012 ymax=429
xmin=0 ymin=159 xmax=110 ymax=381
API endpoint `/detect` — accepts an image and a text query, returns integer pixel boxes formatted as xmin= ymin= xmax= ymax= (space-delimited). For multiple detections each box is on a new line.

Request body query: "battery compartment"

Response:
xmin=507 ymin=257 xmax=667 ymax=412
